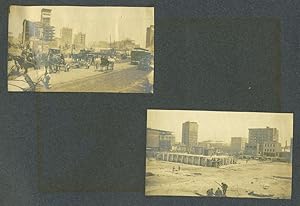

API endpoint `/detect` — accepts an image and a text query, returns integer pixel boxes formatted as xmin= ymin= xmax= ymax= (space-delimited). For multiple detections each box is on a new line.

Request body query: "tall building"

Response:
xmin=22 ymin=20 xmax=37 ymax=44
xmin=248 ymin=127 xmax=279 ymax=154
xmin=22 ymin=8 xmax=55 ymax=44
xmin=74 ymin=32 xmax=86 ymax=49
xmin=231 ymin=137 xmax=247 ymax=153
xmin=182 ymin=121 xmax=198 ymax=147
xmin=61 ymin=27 xmax=73 ymax=46
xmin=244 ymin=143 xmax=259 ymax=156
xmin=40 ymin=8 xmax=55 ymax=42
xmin=42 ymin=25 xmax=55 ymax=42
xmin=146 ymin=25 xmax=154 ymax=49
xmin=41 ymin=8 xmax=52 ymax=26
xmin=146 ymin=128 xmax=175 ymax=151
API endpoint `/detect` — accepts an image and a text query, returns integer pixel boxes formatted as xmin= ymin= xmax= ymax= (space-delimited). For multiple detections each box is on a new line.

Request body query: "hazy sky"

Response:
xmin=147 ymin=110 xmax=293 ymax=145
xmin=9 ymin=6 xmax=154 ymax=47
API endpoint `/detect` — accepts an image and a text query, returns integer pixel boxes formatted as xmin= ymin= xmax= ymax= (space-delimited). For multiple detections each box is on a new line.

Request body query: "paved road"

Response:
xmin=40 ymin=62 xmax=153 ymax=93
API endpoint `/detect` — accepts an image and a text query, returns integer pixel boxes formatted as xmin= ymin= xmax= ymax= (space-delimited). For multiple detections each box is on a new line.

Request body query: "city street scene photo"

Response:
xmin=146 ymin=110 xmax=293 ymax=199
xmin=7 ymin=6 xmax=154 ymax=92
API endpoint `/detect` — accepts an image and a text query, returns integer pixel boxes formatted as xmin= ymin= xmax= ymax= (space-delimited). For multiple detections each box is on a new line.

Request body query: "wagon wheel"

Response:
xmin=8 ymin=65 xmax=19 ymax=77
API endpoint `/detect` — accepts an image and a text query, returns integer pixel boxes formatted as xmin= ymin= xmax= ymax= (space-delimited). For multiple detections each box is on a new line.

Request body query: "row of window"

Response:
xmin=264 ymin=143 xmax=276 ymax=147
xmin=264 ymin=149 xmax=275 ymax=152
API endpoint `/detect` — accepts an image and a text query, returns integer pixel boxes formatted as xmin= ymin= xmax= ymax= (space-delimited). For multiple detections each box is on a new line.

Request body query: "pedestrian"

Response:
xmin=178 ymin=166 xmax=180 ymax=171
xmin=221 ymin=182 xmax=228 ymax=196
xmin=172 ymin=166 xmax=175 ymax=173
xmin=42 ymin=71 xmax=51 ymax=89
xmin=215 ymin=187 xmax=223 ymax=197
xmin=207 ymin=188 xmax=214 ymax=196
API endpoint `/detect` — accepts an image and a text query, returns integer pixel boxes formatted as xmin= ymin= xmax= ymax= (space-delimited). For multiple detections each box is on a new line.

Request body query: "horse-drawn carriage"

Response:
xmin=9 ymin=52 xmax=39 ymax=74
xmin=8 ymin=48 xmax=69 ymax=76
xmin=45 ymin=48 xmax=69 ymax=73
xmin=95 ymin=56 xmax=115 ymax=71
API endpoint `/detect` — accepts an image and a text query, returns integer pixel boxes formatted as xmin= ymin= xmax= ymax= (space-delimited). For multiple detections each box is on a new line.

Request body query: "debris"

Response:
xmin=195 ymin=192 xmax=205 ymax=197
xmin=248 ymin=191 xmax=274 ymax=198
xmin=146 ymin=172 xmax=155 ymax=177
xmin=273 ymin=176 xmax=292 ymax=180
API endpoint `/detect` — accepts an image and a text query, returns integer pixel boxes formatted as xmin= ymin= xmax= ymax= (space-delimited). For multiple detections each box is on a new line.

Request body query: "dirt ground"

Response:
xmin=145 ymin=158 xmax=292 ymax=199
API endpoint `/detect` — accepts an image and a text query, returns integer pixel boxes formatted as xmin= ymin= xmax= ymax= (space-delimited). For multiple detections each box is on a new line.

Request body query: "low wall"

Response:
xmin=156 ymin=152 xmax=237 ymax=167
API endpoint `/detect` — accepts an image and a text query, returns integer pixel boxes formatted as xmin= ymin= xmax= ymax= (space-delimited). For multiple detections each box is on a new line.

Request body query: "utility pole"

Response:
xmin=110 ymin=34 xmax=111 ymax=48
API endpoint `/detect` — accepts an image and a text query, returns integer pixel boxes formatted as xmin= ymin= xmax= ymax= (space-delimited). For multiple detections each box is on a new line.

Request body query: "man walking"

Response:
xmin=221 ymin=182 xmax=228 ymax=196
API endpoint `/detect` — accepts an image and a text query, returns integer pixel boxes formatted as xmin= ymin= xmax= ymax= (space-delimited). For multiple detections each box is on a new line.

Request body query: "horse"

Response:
xmin=97 ymin=56 xmax=114 ymax=71
xmin=45 ymin=54 xmax=66 ymax=73
xmin=10 ymin=54 xmax=39 ymax=74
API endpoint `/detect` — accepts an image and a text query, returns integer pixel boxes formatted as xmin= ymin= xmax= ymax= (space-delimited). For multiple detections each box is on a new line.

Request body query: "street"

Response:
xmin=8 ymin=61 xmax=154 ymax=93
xmin=44 ymin=62 xmax=153 ymax=93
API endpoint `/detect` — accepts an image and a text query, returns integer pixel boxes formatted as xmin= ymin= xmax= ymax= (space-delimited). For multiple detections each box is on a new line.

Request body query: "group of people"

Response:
xmin=206 ymin=182 xmax=228 ymax=197
xmin=172 ymin=166 xmax=181 ymax=173
xmin=21 ymin=44 xmax=35 ymax=64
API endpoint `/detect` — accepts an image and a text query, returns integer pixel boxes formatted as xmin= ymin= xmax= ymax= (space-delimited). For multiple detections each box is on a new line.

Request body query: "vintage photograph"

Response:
xmin=146 ymin=110 xmax=293 ymax=199
xmin=7 ymin=6 xmax=154 ymax=92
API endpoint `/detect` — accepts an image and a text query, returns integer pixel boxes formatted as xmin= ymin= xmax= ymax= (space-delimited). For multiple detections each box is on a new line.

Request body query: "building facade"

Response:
xmin=22 ymin=8 xmax=55 ymax=45
xmin=182 ymin=121 xmax=198 ymax=147
xmin=74 ymin=32 xmax=86 ymax=49
xmin=146 ymin=25 xmax=154 ymax=50
xmin=60 ymin=27 xmax=73 ymax=47
xmin=248 ymin=127 xmax=279 ymax=154
xmin=231 ymin=137 xmax=247 ymax=153
xmin=244 ymin=143 xmax=259 ymax=156
xmin=41 ymin=8 xmax=52 ymax=26
xmin=262 ymin=141 xmax=281 ymax=157
xmin=146 ymin=128 xmax=175 ymax=151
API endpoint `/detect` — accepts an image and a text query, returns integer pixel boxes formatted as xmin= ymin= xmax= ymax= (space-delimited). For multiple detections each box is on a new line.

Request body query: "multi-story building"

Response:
xmin=146 ymin=128 xmax=175 ymax=152
xmin=146 ymin=25 xmax=154 ymax=50
xmin=41 ymin=8 xmax=52 ymax=26
xmin=231 ymin=137 xmax=247 ymax=153
xmin=74 ymin=32 xmax=86 ymax=49
xmin=40 ymin=8 xmax=55 ymax=42
xmin=244 ymin=143 xmax=259 ymax=156
xmin=22 ymin=20 xmax=38 ymax=44
xmin=22 ymin=8 xmax=55 ymax=45
xmin=262 ymin=141 xmax=281 ymax=157
xmin=182 ymin=121 xmax=198 ymax=147
xmin=248 ymin=127 xmax=279 ymax=154
xmin=60 ymin=27 xmax=73 ymax=47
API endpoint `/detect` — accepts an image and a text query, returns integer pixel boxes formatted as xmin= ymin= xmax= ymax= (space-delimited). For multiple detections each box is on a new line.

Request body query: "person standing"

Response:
xmin=207 ymin=188 xmax=214 ymax=196
xmin=221 ymin=182 xmax=228 ymax=196
xmin=215 ymin=187 xmax=223 ymax=197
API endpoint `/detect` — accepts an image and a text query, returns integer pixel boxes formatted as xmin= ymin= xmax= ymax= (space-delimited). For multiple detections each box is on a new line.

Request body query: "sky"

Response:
xmin=8 ymin=6 xmax=154 ymax=47
xmin=147 ymin=110 xmax=294 ymax=145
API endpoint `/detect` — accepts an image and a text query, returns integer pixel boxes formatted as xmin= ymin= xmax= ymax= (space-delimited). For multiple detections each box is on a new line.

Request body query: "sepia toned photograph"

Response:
xmin=7 ymin=6 xmax=154 ymax=92
xmin=146 ymin=110 xmax=293 ymax=199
